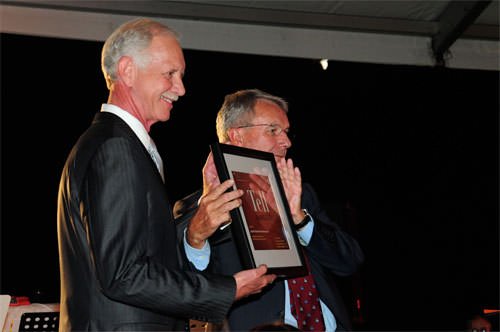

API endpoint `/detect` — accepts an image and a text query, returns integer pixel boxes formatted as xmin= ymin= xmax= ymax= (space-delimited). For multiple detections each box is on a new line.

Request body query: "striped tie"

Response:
xmin=148 ymin=139 xmax=164 ymax=182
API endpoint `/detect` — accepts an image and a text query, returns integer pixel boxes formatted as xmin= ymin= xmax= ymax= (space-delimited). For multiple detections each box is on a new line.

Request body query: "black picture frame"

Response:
xmin=211 ymin=142 xmax=307 ymax=278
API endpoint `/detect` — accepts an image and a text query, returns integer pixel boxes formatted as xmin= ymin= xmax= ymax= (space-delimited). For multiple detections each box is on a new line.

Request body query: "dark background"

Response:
xmin=1 ymin=33 xmax=498 ymax=330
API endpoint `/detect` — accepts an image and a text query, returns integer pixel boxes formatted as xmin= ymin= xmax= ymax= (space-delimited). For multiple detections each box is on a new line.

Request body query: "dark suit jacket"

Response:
xmin=57 ymin=112 xmax=235 ymax=331
xmin=174 ymin=183 xmax=364 ymax=331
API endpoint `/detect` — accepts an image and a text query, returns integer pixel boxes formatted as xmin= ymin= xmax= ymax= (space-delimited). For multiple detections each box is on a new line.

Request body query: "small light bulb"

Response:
xmin=320 ymin=59 xmax=328 ymax=70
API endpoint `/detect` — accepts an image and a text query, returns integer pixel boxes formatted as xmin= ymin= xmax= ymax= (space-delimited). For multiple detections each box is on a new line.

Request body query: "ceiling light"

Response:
xmin=320 ymin=59 xmax=328 ymax=70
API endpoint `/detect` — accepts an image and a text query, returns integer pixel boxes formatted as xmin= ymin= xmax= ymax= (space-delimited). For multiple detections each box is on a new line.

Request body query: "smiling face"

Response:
xmin=132 ymin=33 xmax=186 ymax=126
xmin=229 ymin=99 xmax=292 ymax=160
xmin=110 ymin=32 xmax=186 ymax=131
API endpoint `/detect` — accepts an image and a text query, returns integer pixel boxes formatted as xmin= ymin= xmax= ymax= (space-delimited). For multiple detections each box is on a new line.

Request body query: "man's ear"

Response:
xmin=117 ymin=56 xmax=135 ymax=87
xmin=227 ymin=128 xmax=243 ymax=146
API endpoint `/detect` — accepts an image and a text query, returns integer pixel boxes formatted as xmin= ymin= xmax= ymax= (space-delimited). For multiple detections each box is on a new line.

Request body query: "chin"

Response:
xmin=160 ymin=110 xmax=171 ymax=122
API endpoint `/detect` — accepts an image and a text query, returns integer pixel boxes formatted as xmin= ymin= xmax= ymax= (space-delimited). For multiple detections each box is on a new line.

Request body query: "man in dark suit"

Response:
xmin=174 ymin=89 xmax=364 ymax=331
xmin=57 ymin=20 xmax=275 ymax=331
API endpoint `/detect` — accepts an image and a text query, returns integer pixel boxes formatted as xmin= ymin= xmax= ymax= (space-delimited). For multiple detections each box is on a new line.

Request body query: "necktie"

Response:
xmin=148 ymin=139 xmax=165 ymax=182
xmin=288 ymin=254 xmax=325 ymax=331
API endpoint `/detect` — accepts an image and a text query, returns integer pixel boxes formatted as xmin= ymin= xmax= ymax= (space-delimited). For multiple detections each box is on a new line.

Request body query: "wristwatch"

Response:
xmin=294 ymin=208 xmax=312 ymax=231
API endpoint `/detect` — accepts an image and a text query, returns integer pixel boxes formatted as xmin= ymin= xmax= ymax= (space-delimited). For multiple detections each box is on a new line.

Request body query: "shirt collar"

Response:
xmin=100 ymin=103 xmax=153 ymax=150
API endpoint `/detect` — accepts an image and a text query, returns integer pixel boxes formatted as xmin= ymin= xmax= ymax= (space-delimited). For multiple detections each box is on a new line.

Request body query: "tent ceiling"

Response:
xmin=1 ymin=0 xmax=499 ymax=70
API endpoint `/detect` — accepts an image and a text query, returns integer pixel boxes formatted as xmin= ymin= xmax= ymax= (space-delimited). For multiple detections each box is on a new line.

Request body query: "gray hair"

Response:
xmin=101 ymin=18 xmax=179 ymax=89
xmin=216 ymin=89 xmax=288 ymax=143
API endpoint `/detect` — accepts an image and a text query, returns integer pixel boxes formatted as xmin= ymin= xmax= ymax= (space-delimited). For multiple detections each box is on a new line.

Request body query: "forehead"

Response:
xmin=253 ymin=99 xmax=289 ymax=124
xmin=149 ymin=34 xmax=185 ymax=64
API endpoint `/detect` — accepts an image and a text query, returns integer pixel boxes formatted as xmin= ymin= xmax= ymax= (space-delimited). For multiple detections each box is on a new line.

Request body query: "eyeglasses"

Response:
xmin=235 ymin=123 xmax=295 ymax=139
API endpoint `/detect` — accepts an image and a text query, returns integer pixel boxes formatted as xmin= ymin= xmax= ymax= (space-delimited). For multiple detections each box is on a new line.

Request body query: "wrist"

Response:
xmin=293 ymin=209 xmax=312 ymax=231
xmin=186 ymin=227 xmax=205 ymax=249
xmin=293 ymin=209 xmax=306 ymax=224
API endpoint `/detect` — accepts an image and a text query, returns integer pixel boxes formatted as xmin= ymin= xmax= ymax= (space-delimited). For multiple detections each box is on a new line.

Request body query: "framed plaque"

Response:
xmin=211 ymin=142 xmax=307 ymax=278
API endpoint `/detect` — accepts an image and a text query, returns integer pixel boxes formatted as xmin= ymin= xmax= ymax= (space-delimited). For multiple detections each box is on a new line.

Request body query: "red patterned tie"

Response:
xmin=288 ymin=255 xmax=325 ymax=331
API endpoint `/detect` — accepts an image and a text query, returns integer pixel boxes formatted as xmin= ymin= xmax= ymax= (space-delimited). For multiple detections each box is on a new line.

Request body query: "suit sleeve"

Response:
xmin=82 ymin=137 xmax=234 ymax=322
xmin=302 ymin=182 xmax=365 ymax=276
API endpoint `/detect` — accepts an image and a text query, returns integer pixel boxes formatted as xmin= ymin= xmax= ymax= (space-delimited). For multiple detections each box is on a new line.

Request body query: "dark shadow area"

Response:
xmin=1 ymin=33 xmax=498 ymax=330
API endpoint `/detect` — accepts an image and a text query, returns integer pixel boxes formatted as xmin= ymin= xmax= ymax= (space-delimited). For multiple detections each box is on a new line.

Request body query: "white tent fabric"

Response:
xmin=1 ymin=1 xmax=498 ymax=71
